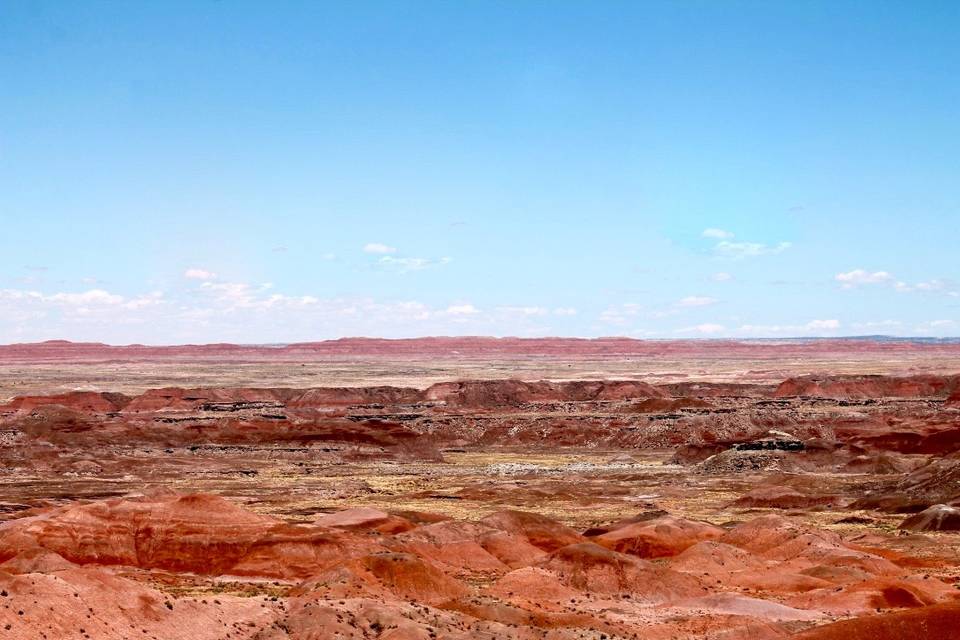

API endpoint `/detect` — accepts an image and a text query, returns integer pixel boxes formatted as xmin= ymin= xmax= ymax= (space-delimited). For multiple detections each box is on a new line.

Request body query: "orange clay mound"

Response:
xmin=792 ymin=602 xmax=960 ymax=640
xmin=0 ymin=492 xmax=955 ymax=639
xmin=389 ymin=520 xmax=515 ymax=573
xmin=313 ymin=507 xmax=415 ymax=534
xmin=593 ymin=515 xmax=725 ymax=558
xmin=296 ymin=551 xmax=469 ymax=605
xmin=480 ymin=509 xmax=586 ymax=552
xmin=536 ymin=542 xmax=705 ymax=600
xmin=786 ymin=576 xmax=954 ymax=615
xmin=0 ymin=493 xmax=383 ymax=579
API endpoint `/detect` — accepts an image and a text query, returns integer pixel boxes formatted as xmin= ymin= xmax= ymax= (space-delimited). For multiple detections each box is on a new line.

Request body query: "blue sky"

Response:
xmin=1 ymin=1 xmax=958 ymax=343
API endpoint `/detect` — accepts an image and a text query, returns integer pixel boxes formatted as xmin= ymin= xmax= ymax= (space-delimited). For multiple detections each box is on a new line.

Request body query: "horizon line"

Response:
xmin=3 ymin=335 xmax=960 ymax=349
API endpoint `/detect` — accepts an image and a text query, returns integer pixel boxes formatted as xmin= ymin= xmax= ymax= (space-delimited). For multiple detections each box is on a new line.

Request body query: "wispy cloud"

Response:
xmin=702 ymin=229 xmax=791 ymax=259
xmin=806 ymin=319 xmax=840 ymax=330
xmin=678 ymin=295 xmax=718 ymax=307
xmin=445 ymin=303 xmax=479 ymax=315
xmin=735 ymin=319 xmax=841 ymax=336
xmin=852 ymin=320 xmax=903 ymax=331
xmin=363 ymin=242 xmax=397 ymax=254
xmin=497 ymin=306 xmax=548 ymax=317
xmin=378 ymin=255 xmax=452 ymax=273
xmin=599 ymin=303 xmax=643 ymax=325
xmin=714 ymin=240 xmax=792 ymax=258
xmin=678 ymin=323 xmax=726 ymax=335
xmin=702 ymin=228 xmax=734 ymax=239
xmin=895 ymin=279 xmax=946 ymax=293
xmin=184 ymin=268 xmax=218 ymax=281
xmin=835 ymin=269 xmax=893 ymax=288
xmin=46 ymin=289 xmax=125 ymax=306
xmin=836 ymin=269 xmax=957 ymax=296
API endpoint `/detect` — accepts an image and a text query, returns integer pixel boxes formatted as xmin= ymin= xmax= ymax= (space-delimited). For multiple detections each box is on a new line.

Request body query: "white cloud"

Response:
xmin=690 ymin=323 xmax=725 ymax=335
xmin=497 ymin=306 xmax=548 ymax=317
xmin=835 ymin=269 xmax=893 ymax=288
xmin=599 ymin=303 xmax=643 ymax=325
xmin=896 ymin=279 xmax=946 ymax=293
xmin=837 ymin=270 xmax=956 ymax=297
xmin=806 ymin=319 xmax=840 ymax=331
xmin=678 ymin=295 xmax=718 ymax=307
xmin=702 ymin=228 xmax=735 ymax=239
xmin=733 ymin=319 xmax=842 ymax=337
xmin=378 ymin=255 xmax=451 ymax=273
xmin=714 ymin=240 xmax=792 ymax=258
xmin=184 ymin=268 xmax=218 ymax=281
xmin=446 ymin=304 xmax=479 ymax=315
xmin=363 ymin=243 xmax=397 ymax=254
xmin=196 ymin=281 xmax=326 ymax=312
xmin=914 ymin=319 xmax=958 ymax=335
xmin=0 ymin=285 xmax=565 ymax=343
xmin=123 ymin=291 xmax=165 ymax=310
xmin=852 ymin=320 xmax=903 ymax=331
xmin=46 ymin=289 xmax=125 ymax=306
xmin=553 ymin=307 xmax=578 ymax=316
xmin=711 ymin=272 xmax=732 ymax=282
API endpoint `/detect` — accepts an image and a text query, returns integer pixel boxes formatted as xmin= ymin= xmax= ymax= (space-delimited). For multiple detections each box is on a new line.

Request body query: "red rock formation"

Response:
xmin=948 ymin=388 xmax=960 ymax=406
xmin=423 ymin=379 xmax=665 ymax=407
xmin=899 ymin=504 xmax=960 ymax=531
xmin=4 ymin=391 xmax=131 ymax=413
xmin=774 ymin=374 xmax=960 ymax=399
xmin=627 ymin=397 xmax=714 ymax=413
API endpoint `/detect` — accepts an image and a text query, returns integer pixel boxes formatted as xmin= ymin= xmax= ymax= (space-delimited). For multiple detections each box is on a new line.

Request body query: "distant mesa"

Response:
xmin=4 ymin=336 xmax=960 ymax=363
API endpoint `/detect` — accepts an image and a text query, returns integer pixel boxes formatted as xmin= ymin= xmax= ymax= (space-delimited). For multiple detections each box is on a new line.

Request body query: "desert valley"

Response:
xmin=1 ymin=337 xmax=960 ymax=639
